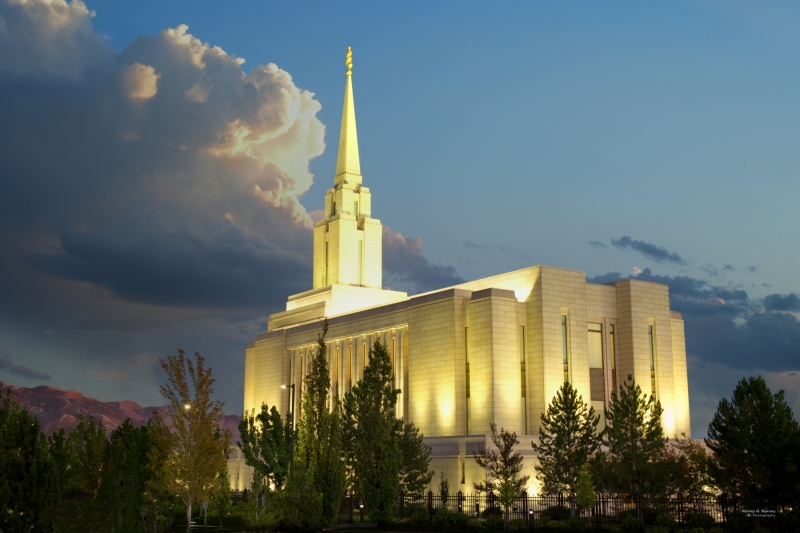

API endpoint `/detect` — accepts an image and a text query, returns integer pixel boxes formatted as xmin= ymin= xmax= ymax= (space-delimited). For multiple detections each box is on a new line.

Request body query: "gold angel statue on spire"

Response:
xmin=346 ymin=46 xmax=353 ymax=74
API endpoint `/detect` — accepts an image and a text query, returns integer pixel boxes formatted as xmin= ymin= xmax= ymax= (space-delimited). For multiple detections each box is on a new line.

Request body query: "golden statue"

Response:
xmin=346 ymin=46 xmax=353 ymax=74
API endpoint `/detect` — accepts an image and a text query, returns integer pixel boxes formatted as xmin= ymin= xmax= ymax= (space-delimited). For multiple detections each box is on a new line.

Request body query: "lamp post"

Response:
xmin=280 ymin=384 xmax=296 ymax=472
xmin=528 ymin=509 xmax=534 ymax=533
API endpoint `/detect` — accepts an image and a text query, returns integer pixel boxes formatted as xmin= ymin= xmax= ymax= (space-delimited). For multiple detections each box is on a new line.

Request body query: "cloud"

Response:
xmin=745 ymin=266 xmax=758 ymax=273
xmin=384 ymin=227 xmax=464 ymax=294
xmin=464 ymin=241 xmax=490 ymax=251
xmin=0 ymin=353 xmax=51 ymax=381
xmin=763 ymin=292 xmax=800 ymax=312
xmin=611 ymin=236 xmax=686 ymax=265
xmin=700 ymin=264 xmax=719 ymax=277
xmin=723 ymin=264 xmax=734 ymax=271
xmin=0 ymin=0 xmax=110 ymax=77
xmin=588 ymin=240 xmax=607 ymax=249
xmin=122 ymin=63 xmax=160 ymax=100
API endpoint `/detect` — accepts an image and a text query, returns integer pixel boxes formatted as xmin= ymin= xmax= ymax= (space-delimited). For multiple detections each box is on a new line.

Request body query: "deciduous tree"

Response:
xmin=706 ymin=376 xmax=800 ymax=502
xmin=664 ymin=433 xmax=715 ymax=499
xmin=238 ymin=403 xmax=291 ymax=490
xmin=150 ymin=350 xmax=232 ymax=533
xmin=342 ymin=339 xmax=401 ymax=525
xmin=65 ymin=413 xmax=107 ymax=496
xmin=532 ymin=381 xmax=600 ymax=513
xmin=210 ymin=466 xmax=232 ymax=527
xmin=473 ymin=423 xmax=529 ymax=528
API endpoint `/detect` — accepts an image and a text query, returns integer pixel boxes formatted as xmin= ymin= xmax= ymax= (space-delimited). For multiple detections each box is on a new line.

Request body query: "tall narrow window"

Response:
xmin=609 ymin=324 xmax=617 ymax=392
xmin=358 ymin=241 xmax=363 ymax=285
xmin=325 ymin=241 xmax=329 ymax=286
xmin=461 ymin=462 xmax=466 ymax=484
xmin=331 ymin=200 xmax=336 ymax=216
xmin=648 ymin=325 xmax=657 ymax=397
xmin=588 ymin=323 xmax=605 ymax=432
xmin=562 ymin=315 xmax=570 ymax=383
xmin=520 ymin=325 xmax=527 ymax=434
xmin=354 ymin=201 xmax=359 ymax=218
xmin=465 ymin=327 xmax=470 ymax=435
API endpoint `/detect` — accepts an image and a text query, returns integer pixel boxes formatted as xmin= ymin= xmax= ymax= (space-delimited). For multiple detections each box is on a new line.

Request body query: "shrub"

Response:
xmin=481 ymin=505 xmax=503 ymax=518
xmin=708 ymin=528 xmax=723 ymax=533
xmin=565 ymin=515 xmax=588 ymax=529
xmin=650 ymin=528 xmax=670 ymax=533
xmin=450 ymin=511 xmax=471 ymax=529
xmin=543 ymin=521 xmax=571 ymax=529
xmin=432 ymin=507 xmax=452 ymax=528
xmin=655 ymin=512 xmax=676 ymax=532
xmin=619 ymin=514 xmax=645 ymax=533
xmin=542 ymin=505 xmax=571 ymax=521
xmin=684 ymin=509 xmax=715 ymax=530
xmin=485 ymin=514 xmax=504 ymax=530
xmin=410 ymin=505 xmax=430 ymax=527
xmin=467 ymin=518 xmax=487 ymax=529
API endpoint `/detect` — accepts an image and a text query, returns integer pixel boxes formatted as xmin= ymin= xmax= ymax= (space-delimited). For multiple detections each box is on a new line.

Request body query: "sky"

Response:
xmin=0 ymin=0 xmax=798 ymax=438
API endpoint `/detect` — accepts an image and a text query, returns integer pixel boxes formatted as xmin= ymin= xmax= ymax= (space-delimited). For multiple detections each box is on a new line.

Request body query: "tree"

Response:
xmin=143 ymin=419 xmax=177 ymax=533
xmin=238 ymin=403 xmax=291 ymax=490
xmin=575 ymin=465 xmax=596 ymax=513
xmin=595 ymin=375 xmax=668 ymax=506
xmin=270 ymin=461 xmax=322 ymax=532
xmin=342 ymin=339 xmax=402 ymax=525
xmin=396 ymin=419 xmax=434 ymax=498
xmin=0 ymin=390 xmax=59 ymax=532
xmin=210 ymin=466 xmax=232 ymax=527
xmin=65 ymin=413 xmax=107 ymax=496
xmin=47 ymin=427 xmax=68 ymax=499
xmin=531 ymin=381 xmax=600 ymax=513
xmin=706 ymin=376 xmax=800 ymax=502
xmin=439 ymin=470 xmax=450 ymax=508
xmin=101 ymin=418 xmax=152 ymax=532
xmin=294 ymin=320 xmax=346 ymax=527
xmin=473 ymin=423 xmax=530 ymax=528
xmin=664 ymin=433 xmax=715 ymax=499
xmin=150 ymin=350 xmax=232 ymax=533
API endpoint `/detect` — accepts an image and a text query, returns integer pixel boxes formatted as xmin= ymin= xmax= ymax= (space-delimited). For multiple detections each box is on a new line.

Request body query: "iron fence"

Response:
xmin=337 ymin=490 xmax=796 ymax=531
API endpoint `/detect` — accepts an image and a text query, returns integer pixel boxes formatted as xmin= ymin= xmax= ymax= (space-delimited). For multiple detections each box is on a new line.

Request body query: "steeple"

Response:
xmin=335 ymin=46 xmax=361 ymax=185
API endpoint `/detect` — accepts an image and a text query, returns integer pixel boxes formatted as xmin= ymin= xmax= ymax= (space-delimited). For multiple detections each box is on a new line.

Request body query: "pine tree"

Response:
xmin=294 ymin=320 xmax=346 ymax=527
xmin=238 ymin=403 xmax=291 ymax=490
xmin=575 ymin=465 xmax=596 ymax=512
xmin=150 ymin=350 xmax=232 ymax=533
xmin=101 ymin=419 xmax=152 ymax=533
xmin=396 ymin=419 xmax=434 ymax=498
xmin=473 ymin=423 xmax=530 ymax=528
xmin=0 ymin=390 xmax=59 ymax=532
xmin=531 ymin=381 xmax=600 ymax=512
xmin=342 ymin=339 xmax=402 ymax=525
xmin=66 ymin=413 xmax=107 ymax=496
xmin=706 ymin=376 xmax=800 ymax=502
xmin=596 ymin=375 xmax=668 ymax=504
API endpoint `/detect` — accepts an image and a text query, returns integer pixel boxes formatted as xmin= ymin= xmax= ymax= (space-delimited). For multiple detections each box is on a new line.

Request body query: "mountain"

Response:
xmin=0 ymin=381 xmax=240 ymax=443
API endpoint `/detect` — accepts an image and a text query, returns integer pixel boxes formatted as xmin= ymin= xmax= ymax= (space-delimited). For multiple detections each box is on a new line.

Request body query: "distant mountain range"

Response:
xmin=0 ymin=381 xmax=240 ymax=444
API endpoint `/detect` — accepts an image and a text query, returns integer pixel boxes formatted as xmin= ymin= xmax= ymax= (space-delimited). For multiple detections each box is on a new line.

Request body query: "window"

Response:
xmin=325 ymin=241 xmax=329 ymax=285
xmin=331 ymin=200 xmax=336 ymax=216
xmin=588 ymin=323 xmax=603 ymax=369
xmin=520 ymin=325 xmax=527 ymax=434
xmin=465 ymin=327 xmax=471 ymax=434
xmin=648 ymin=325 xmax=657 ymax=397
xmin=461 ymin=462 xmax=466 ymax=484
xmin=354 ymin=201 xmax=359 ymax=218
xmin=609 ymin=324 xmax=617 ymax=391
xmin=562 ymin=315 xmax=570 ymax=382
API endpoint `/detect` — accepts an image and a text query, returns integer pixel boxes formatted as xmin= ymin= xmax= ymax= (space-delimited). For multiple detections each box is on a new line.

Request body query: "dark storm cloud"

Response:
xmin=385 ymin=227 xmax=465 ymax=294
xmin=611 ymin=236 xmax=686 ymax=265
xmin=0 ymin=354 xmax=51 ymax=381
xmin=588 ymin=240 xmax=607 ymax=249
xmin=588 ymin=269 xmax=800 ymax=372
xmin=763 ymin=293 xmax=800 ymax=312
xmin=723 ymin=264 xmax=734 ymax=271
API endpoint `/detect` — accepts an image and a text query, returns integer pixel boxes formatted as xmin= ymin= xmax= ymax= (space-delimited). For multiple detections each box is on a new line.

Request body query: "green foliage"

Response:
xmin=294 ymin=320 xmax=347 ymax=527
xmin=619 ymin=514 xmax=645 ymax=533
xmin=409 ymin=504 xmax=430 ymax=527
xmin=451 ymin=511 xmax=471 ymax=528
xmin=65 ymin=413 xmax=107 ymax=496
xmin=565 ymin=515 xmax=588 ymax=528
xmin=270 ymin=458 xmax=322 ymax=531
xmin=506 ymin=518 xmax=528 ymax=531
xmin=542 ymin=505 xmax=571 ymax=521
xmin=664 ymin=433 xmax=715 ymax=498
xmin=142 ymin=419 xmax=176 ymax=532
xmin=683 ymin=509 xmax=714 ymax=530
xmin=654 ymin=512 xmax=675 ymax=532
xmin=439 ymin=470 xmax=450 ymax=508
xmin=209 ymin=466 xmax=232 ymax=527
xmin=101 ymin=418 xmax=152 ymax=532
xmin=575 ymin=464 xmax=595 ymax=511
xmin=342 ymin=338 xmax=401 ymax=524
xmin=0 ymin=390 xmax=59 ymax=532
xmin=238 ymin=403 xmax=291 ymax=490
xmin=485 ymin=513 xmax=504 ymax=530
xmin=397 ymin=419 xmax=434 ymax=497
xmin=706 ymin=376 xmax=800 ymax=502
xmin=596 ymin=375 xmax=669 ymax=498
xmin=532 ymin=381 xmax=600 ymax=504
xmin=432 ymin=506 xmax=452 ymax=527
xmin=47 ymin=427 xmax=68 ymax=498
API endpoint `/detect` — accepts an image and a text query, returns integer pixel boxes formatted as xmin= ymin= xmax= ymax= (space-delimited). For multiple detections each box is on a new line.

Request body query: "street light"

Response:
xmin=281 ymin=384 xmax=296 ymax=473
xmin=528 ymin=509 xmax=534 ymax=533
xmin=184 ymin=403 xmax=191 ymax=410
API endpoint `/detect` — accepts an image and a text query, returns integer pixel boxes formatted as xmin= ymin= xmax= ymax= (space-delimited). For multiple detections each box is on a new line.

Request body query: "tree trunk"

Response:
xmin=186 ymin=501 xmax=192 ymax=533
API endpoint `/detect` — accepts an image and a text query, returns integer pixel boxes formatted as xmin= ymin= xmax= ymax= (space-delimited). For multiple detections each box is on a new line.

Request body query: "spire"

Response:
xmin=335 ymin=46 xmax=361 ymax=184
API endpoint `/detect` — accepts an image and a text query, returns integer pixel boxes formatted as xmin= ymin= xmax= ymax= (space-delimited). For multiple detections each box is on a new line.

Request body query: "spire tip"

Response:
xmin=346 ymin=46 xmax=353 ymax=75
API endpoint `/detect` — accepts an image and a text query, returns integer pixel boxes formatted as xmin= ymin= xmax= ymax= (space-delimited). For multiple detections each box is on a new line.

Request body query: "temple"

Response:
xmin=236 ymin=48 xmax=691 ymax=493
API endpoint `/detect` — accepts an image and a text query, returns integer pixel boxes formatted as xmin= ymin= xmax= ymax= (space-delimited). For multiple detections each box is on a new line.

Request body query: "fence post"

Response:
xmin=458 ymin=491 xmax=463 ymax=514
xmin=476 ymin=499 xmax=480 ymax=519
xmin=399 ymin=489 xmax=404 ymax=519
xmin=349 ymin=490 xmax=353 ymax=524
xmin=428 ymin=490 xmax=433 ymax=516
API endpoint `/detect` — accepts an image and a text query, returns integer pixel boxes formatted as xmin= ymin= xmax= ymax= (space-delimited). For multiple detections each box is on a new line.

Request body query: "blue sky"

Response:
xmin=0 ymin=0 xmax=798 ymax=438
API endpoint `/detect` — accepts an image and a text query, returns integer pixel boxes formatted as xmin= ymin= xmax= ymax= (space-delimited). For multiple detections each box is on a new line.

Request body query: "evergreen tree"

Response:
xmin=238 ymin=403 xmax=291 ymax=490
xmin=473 ymin=423 xmax=529 ymax=528
xmin=47 ymin=427 xmax=68 ymax=499
xmin=210 ymin=467 xmax=232 ymax=527
xmin=342 ymin=339 xmax=401 ymax=525
xmin=271 ymin=461 xmax=322 ymax=532
xmin=396 ymin=419 xmax=434 ymax=498
xmin=575 ymin=465 xmax=596 ymax=512
xmin=531 ymin=381 xmax=600 ymax=512
xmin=0 ymin=390 xmax=59 ymax=532
xmin=101 ymin=419 xmax=152 ymax=533
xmin=143 ymin=419 xmax=176 ymax=533
xmin=439 ymin=470 xmax=450 ymax=509
xmin=596 ymin=375 xmax=668 ymax=503
xmin=294 ymin=320 xmax=346 ymax=527
xmin=706 ymin=376 xmax=800 ymax=502
xmin=150 ymin=350 xmax=232 ymax=533
xmin=65 ymin=413 xmax=107 ymax=496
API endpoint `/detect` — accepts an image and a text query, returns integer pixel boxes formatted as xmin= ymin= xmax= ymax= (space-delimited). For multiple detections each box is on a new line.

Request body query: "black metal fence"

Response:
xmin=337 ymin=490 xmax=796 ymax=531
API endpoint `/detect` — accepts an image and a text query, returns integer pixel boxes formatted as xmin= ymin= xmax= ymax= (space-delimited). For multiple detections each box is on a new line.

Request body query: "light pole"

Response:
xmin=280 ymin=384 xmax=296 ymax=473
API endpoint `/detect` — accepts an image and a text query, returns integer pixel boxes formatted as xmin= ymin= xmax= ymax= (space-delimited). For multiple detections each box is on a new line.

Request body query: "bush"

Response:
xmin=481 ymin=505 xmax=503 ymax=518
xmin=542 ymin=505 xmax=571 ymax=521
xmin=507 ymin=518 xmax=527 ymax=531
xmin=684 ymin=509 xmax=715 ymax=530
xmin=655 ymin=512 xmax=676 ymax=532
xmin=410 ymin=504 xmax=430 ymax=527
xmin=619 ymin=514 xmax=645 ymax=533
xmin=485 ymin=514 xmax=504 ymax=530
xmin=432 ymin=507 xmax=452 ymax=528
xmin=450 ymin=511 xmax=471 ymax=529
xmin=565 ymin=515 xmax=587 ymax=528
